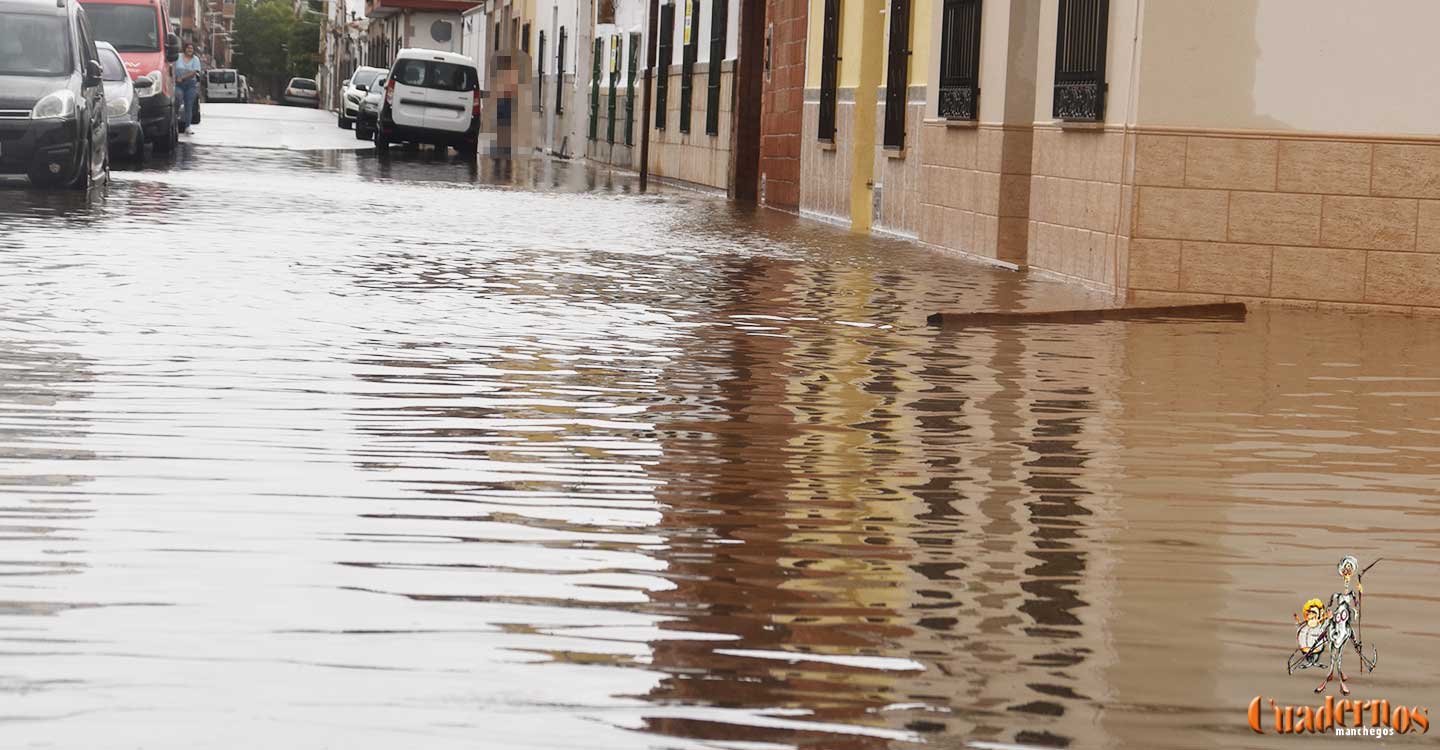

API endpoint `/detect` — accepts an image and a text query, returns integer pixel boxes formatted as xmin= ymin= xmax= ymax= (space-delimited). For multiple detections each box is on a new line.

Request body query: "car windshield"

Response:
xmin=291 ymin=78 xmax=316 ymax=90
xmin=351 ymin=69 xmax=380 ymax=87
xmin=0 ymin=13 xmax=71 ymax=76
xmin=83 ymin=4 xmax=159 ymax=52
xmin=98 ymin=46 xmax=127 ymax=81
xmin=208 ymin=70 xmax=236 ymax=83
xmin=391 ymin=59 xmax=476 ymax=92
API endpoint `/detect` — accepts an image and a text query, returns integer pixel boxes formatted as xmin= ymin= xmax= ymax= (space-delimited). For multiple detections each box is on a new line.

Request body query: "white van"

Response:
xmin=376 ymin=48 xmax=480 ymax=155
xmin=206 ymin=68 xmax=240 ymax=102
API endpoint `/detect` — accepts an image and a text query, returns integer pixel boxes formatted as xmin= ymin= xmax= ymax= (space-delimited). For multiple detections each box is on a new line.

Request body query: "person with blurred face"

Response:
xmin=175 ymin=42 xmax=202 ymax=133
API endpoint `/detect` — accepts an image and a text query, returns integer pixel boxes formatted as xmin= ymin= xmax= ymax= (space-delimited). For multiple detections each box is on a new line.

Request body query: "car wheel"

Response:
xmin=338 ymin=112 xmax=352 ymax=129
xmin=355 ymin=125 xmax=371 ymax=141
xmin=64 ymin=142 xmax=92 ymax=191
xmin=154 ymin=105 xmax=178 ymax=154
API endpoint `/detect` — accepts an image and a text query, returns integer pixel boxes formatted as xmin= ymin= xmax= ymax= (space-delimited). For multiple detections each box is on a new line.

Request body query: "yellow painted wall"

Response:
xmin=804 ymin=0 xmax=824 ymax=88
xmin=907 ymin=0 xmax=930 ymax=86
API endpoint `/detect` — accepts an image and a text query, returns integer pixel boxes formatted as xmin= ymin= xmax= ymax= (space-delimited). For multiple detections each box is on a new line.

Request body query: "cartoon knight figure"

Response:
xmin=1316 ymin=555 xmax=1366 ymax=695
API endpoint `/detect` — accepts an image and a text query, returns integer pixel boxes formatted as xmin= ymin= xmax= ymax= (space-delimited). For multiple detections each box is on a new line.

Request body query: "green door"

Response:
xmin=589 ymin=39 xmax=602 ymax=141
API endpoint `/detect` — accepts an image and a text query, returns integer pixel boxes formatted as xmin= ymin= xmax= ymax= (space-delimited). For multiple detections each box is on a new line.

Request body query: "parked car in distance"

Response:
xmin=338 ymin=65 xmax=385 ymax=129
xmin=0 ymin=0 xmax=109 ymax=188
xmin=376 ymin=49 xmax=479 ymax=156
xmin=79 ymin=0 xmax=179 ymax=153
xmin=97 ymin=40 xmax=143 ymax=160
xmin=354 ymin=70 xmax=387 ymax=141
xmin=206 ymin=68 xmax=240 ymax=102
xmin=282 ymin=77 xmax=318 ymax=107
xmin=238 ymin=74 xmax=250 ymax=103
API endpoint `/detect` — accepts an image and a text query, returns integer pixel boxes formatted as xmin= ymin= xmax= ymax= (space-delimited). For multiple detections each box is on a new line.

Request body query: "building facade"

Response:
xmin=365 ymin=0 xmax=474 ymax=70
xmin=579 ymin=0 xmax=741 ymax=192
xmin=799 ymin=0 xmax=931 ymax=235
xmin=792 ymin=0 xmax=1440 ymax=315
xmin=754 ymin=0 xmax=805 ymax=211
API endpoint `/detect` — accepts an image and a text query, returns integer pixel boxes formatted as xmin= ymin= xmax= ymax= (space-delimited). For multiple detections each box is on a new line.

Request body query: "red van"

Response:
xmin=78 ymin=0 xmax=180 ymax=152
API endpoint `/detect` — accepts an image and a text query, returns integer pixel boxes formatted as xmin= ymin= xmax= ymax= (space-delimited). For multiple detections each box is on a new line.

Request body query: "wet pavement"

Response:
xmin=1 ymin=108 xmax=1439 ymax=749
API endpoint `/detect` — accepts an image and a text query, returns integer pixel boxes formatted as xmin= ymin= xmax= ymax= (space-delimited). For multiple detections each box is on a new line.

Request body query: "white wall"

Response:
xmin=461 ymin=8 xmax=488 ymax=78
xmin=407 ymin=11 xmax=463 ymax=54
xmin=1136 ymin=0 xmax=1440 ymax=135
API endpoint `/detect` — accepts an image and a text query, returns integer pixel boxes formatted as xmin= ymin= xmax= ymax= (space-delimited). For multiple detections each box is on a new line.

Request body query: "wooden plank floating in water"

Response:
xmin=926 ymin=302 xmax=1248 ymax=328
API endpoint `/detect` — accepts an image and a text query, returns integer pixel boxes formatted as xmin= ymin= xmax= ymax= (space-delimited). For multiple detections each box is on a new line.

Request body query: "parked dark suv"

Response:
xmin=0 ymin=0 xmax=109 ymax=188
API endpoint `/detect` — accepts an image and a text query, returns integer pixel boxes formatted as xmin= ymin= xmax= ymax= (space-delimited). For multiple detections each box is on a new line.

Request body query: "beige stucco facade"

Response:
xmin=797 ymin=0 xmax=1440 ymax=314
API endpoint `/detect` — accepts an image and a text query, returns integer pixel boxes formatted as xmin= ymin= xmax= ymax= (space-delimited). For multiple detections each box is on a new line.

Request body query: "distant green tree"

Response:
xmin=232 ymin=0 xmax=322 ymax=99
xmin=288 ymin=15 xmax=321 ymax=80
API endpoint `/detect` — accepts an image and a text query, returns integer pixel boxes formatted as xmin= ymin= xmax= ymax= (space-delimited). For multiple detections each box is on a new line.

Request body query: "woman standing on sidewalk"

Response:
xmin=174 ymin=43 xmax=202 ymax=134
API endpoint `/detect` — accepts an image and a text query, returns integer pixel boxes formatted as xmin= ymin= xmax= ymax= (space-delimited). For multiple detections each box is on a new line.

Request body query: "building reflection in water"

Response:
xmin=632 ymin=248 xmax=1119 ymax=748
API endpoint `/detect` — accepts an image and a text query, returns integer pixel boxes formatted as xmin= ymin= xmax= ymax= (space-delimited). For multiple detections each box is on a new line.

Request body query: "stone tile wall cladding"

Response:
xmin=919 ymin=123 xmax=1036 ymax=265
xmin=799 ymin=91 xmax=853 ymax=224
xmin=588 ymin=89 xmax=640 ymax=169
xmin=1027 ymin=126 xmax=1129 ymax=290
xmin=644 ymin=62 xmax=736 ymax=190
xmin=1125 ymin=132 xmax=1440 ymax=315
xmin=542 ymin=72 xmax=581 ymax=158
xmin=871 ymin=87 xmax=925 ymax=237
xmin=758 ymin=0 xmax=807 ymax=212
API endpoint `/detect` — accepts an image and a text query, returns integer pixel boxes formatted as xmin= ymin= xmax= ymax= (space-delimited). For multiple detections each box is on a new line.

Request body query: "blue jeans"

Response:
xmin=177 ymin=82 xmax=198 ymax=132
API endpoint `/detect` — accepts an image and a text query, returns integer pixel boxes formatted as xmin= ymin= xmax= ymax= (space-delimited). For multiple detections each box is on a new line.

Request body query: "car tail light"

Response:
xmin=385 ymin=77 xmax=395 ymax=104
xmin=471 ymin=88 xmax=480 ymax=117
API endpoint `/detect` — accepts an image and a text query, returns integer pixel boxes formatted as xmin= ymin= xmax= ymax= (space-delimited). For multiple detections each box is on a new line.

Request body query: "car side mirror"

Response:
xmin=133 ymin=77 xmax=154 ymax=90
xmin=165 ymin=33 xmax=180 ymax=63
xmin=84 ymin=59 xmax=104 ymax=85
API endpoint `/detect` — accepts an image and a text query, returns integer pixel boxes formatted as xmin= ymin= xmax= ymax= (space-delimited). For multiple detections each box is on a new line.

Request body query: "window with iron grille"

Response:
xmin=937 ymin=0 xmax=981 ymax=120
xmin=817 ymin=0 xmax=839 ymax=140
xmin=1052 ymin=0 xmax=1108 ymax=121
xmin=655 ymin=3 xmax=675 ymax=129
xmin=626 ymin=31 xmax=640 ymax=145
xmin=704 ymin=0 xmax=727 ymax=135
xmin=556 ymin=27 xmax=567 ymax=113
xmin=679 ymin=0 xmax=698 ymax=133
xmin=881 ymin=0 xmax=911 ymax=148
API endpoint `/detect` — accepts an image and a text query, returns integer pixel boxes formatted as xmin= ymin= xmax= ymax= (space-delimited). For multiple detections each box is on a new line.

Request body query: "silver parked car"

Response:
xmin=354 ymin=71 xmax=387 ymax=141
xmin=97 ymin=41 xmax=144 ymax=160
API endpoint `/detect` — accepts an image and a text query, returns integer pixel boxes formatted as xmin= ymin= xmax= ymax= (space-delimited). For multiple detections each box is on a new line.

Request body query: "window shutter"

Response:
xmin=608 ymin=35 xmax=620 ymax=143
xmin=679 ymin=0 xmax=698 ymax=133
xmin=655 ymin=3 xmax=675 ymax=129
xmin=537 ymin=31 xmax=546 ymax=111
xmin=704 ymin=0 xmax=727 ymax=135
xmin=590 ymin=39 xmax=602 ymax=140
xmin=881 ymin=0 xmax=911 ymax=148
xmin=556 ymin=27 xmax=566 ymax=114
xmin=817 ymin=0 xmax=840 ymax=140
xmin=626 ymin=32 xmax=641 ymax=145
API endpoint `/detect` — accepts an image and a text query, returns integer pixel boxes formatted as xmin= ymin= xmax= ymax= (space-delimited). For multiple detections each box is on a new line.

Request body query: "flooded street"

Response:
xmin=2 ymin=109 xmax=1439 ymax=749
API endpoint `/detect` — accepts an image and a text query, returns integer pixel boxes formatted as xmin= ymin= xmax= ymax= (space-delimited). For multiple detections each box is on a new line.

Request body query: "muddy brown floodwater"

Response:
xmin=1 ymin=145 xmax=1438 ymax=750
